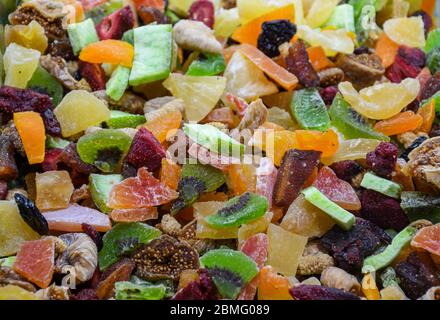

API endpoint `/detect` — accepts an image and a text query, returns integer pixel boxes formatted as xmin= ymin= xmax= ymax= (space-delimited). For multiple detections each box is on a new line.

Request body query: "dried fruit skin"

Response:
xmin=257 ymin=19 xmax=296 ymax=58
xmin=290 ymin=285 xmax=360 ymax=300
xmin=285 ymin=40 xmax=319 ymax=88
xmin=14 ymin=193 xmax=49 ymax=236
xmin=273 ymin=149 xmax=321 ymax=208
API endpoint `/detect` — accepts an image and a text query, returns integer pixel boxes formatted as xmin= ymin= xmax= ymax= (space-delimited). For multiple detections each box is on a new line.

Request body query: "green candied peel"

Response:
xmin=204 ymin=192 xmax=269 ymax=228
xmin=187 ymin=53 xmax=226 ymax=76
xmin=400 ymin=191 xmax=440 ymax=224
xmin=67 ymin=18 xmax=99 ymax=55
xmin=115 ymin=281 xmax=166 ymax=300
xmin=27 ymin=65 xmax=64 ymax=106
xmin=0 ymin=256 xmax=16 ymax=268
xmin=106 ymin=110 xmax=145 ymax=129
xmin=129 ymin=24 xmax=173 ymax=86
xmin=184 ymin=123 xmax=245 ymax=157
xmin=89 ymin=174 xmax=123 ymax=213
xmin=200 ymin=249 xmax=259 ymax=299
xmin=99 ymin=222 xmax=161 ymax=271
xmin=362 ymin=226 xmax=417 ymax=274
xmin=76 ymin=129 xmax=132 ymax=172
xmin=360 ymin=172 xmax=402 ymax=199
xmin=122 ymin=29 xmax=134 ymax=45
xmin=380 ymin=267 xmax=400 ymax=288
xmin=324 ymin=4 xmax=356 ymax=33
xmin=302 ymin=186 xmax=356 ymax=231
xmin=425 ymin=28 xmax=440 ymax=53
xmin=106 ymin=66 xmax=131 ymax=102
xmin=291 ymin=88 xmax=331 ymax=132
xmin=329 ymin=94 xmax=389 ymax=141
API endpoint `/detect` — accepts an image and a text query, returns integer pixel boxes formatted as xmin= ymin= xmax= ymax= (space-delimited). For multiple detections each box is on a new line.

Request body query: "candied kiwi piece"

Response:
xmin=204 ymin=192 xmax=268 ymax=228
xmin=27 ymin=65 xmax=64 ymax=106
xmin=400 ymin=191 xmax=440 ymax=223
xmin=171 ymin=164 xmax=225 ymax=214
xmin=291 ymin=88 xmax=331 ymax=132
xmin=89 ymin=174 xmax=123 ymax=213
xmin=273 ymin=149 xmax=321 ymax=208
xmin=200 ymin=249 xmax=259 ymax=299
xmin=106 ymin=110 xmax=145 ymax=129
xmin=77 ymin=129 xmax=132 ymax=172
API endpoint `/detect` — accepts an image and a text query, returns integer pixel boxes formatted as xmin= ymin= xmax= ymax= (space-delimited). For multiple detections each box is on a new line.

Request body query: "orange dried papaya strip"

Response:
xmin=306 ymin=46 xmax=333 ymax=71
xmin=375 ymin=33 xmax=399 ymax=68
xmin=13 ymin=111 xmax=46 ymax=165
xmin=79 ymin=40 xmax=134 ymax=67
xmin=417 ymin=100 xmax=436 ymax=133
xmin=294 ymin=129 xmax=340 ymax=158
xmin=374 ymin=111 xmax=423 ymax=136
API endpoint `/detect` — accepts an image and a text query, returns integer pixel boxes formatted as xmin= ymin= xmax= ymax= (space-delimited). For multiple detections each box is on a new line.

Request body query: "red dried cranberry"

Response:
xmin=329 ymin=160 xmax=363 ymax=182
xmin=41 ymin=109 xmax=62 ymax=137
xmin=366 ymin=142 xmax=398 ymax=179
xmin=411 ymin=10 xmax=433 ymax=36
xmin=285 ymin=40 xmax=319 ymax=87
xmin=319 ymin=86 xmax=339 ymax=105
xmin=173 ymin=269 xmax=219 ymax=300
xmin=42 ymin=148 xmax=64 ymax=172
xmin=290 ymin=285 xmax=360 ymax=300
xmin=420 ymin=76 xmax=440 ymax=101
xmin=0 ymin=181 xmax=7 ymax=200
xmin=82 ymin=223 xmax=103 ymax=251
xmin=124 ymin=127 xmax=166 ymax=172
xmin=398 ymin=46 xmax=426 ymax=69
xmin=395 ymin=252 xmax=440 ymax=299
xmin=70 ymin=288 xmax=99 ymax=300
xmin=386 ymin=55 xmax=421 ymax=83
xmin=96 ymin=6 xmax=134 ymax=40
xmin=188 ymin=0 xmax=215 ymax=29
xmin=360 ymin=189 xmax=409 ymax=231
xmin=0 ymin=86 xmax=53 ymax=113
xmin=320 ymin=218 xmax=391 ymax=272
xmin=78 ymin=61 xmax=106 ymax=91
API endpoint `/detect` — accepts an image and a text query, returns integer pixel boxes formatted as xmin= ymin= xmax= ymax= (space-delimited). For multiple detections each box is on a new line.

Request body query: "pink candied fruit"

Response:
xmin=96 ymin=6 xmax=134 ymax=40
xmin=188 ymin=0 xmax=215 ymax=29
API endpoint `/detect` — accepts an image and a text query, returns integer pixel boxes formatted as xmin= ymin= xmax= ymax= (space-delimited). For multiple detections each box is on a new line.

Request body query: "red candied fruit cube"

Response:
xmin=188 ymin=0 xmax=215 ymax=29
xmin=96 ymin=6 xmax=135 ymax=40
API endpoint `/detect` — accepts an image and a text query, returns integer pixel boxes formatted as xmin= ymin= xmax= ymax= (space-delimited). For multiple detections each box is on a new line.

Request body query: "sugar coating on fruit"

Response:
xmin=36 ymin=170 xmax=74 ymax=211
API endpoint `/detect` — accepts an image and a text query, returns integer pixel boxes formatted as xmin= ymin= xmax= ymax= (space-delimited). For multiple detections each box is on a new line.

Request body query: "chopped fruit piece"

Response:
xmin=306 ymin=0 xmax=338 ymax=28
xmin=79 ymin=40 xmax=134 ymax=67
xmin=187 ymin=53 xmax=226 ymax=77
xmin=227 ymin=164 xmax=257 ymax=195
xmin=302 ymin=186 xmax=356 ymax=231
xmin=363 ymin=226 xmax=417 ymax=273
xmin=375 ymin=33 xmax=400 ymax=68
xmin=115 ymin=281 xmax=166 ymax=300
xmin=89 ymin=174 xmax=124 ymax=213
xmin=307 ymin=46 xmax=333 ymax=71
xmin=295 ymin=129 xmax=339 ymax=158
xmin=13 ymin=111 xmax=46 ymax=165
xmin=106 ymin=66 xmax=131 ymax=102
xmin=411 ymin=224 xmax=440 ymax=256
xmin=361 ymin=273 xmax=380 ymax=300
xmin=108 ymin=167 xmax=179 ymax=209
xmin=201 ymin=107 xmax=240 ymax=128
xmin=267 ymin=223 xmax=307 ymax=276
xmin=417 ymin=100 xmax=436 ymax=133
xmin=258 ymin=266 xmax=293 ymax=300
xmin=291 ymin=88 xmax=330 ymax=131
xmin=324 ymin=3 xmax=355 ymax=32
xmin=99 ymin=222 xmax=161 ymax=271
xmin=163 ymin=74 xmax=227 ymax=122
xmin=13 ymin=237 xmax=55 ymax=288
xmin=400 ymin=192 xmax=440 ymax=223
xmin=224 ymin=52 xmax=278 ymax=102
xmin=280 ymin=194 xmax=335 ymax=238
xmin=145 ymin=108 xmax=182 ymax=143
xmin=322 ymin=139 xmax=381 ymax=166
xmin=338 ymin=79 xmax=420 ymax=120
xmin=238 ymin=212 xmax=273 ymax=245
xmin=383 ymin=17 xmax=426 ymax=48
xmin=188 ymin=0 xmax=215 ymax=28
xmin=54 ymin=90 xmax=110 ymax=137
xmin=4 ymin=20 xmax=48 ymax=53
xmin=159 ymin=159 xmax=181 ymax=191
xmin=0 ymin=285 xmax=38 ymax=300
xmin=27 ymin=65 xmax=64 ymax=107
xmin=194 ymin=201 xmax=238 ymax=239
xmin=96 ymin=6 xmax=134 ymax=40
xmin=110 ymin=207 xmax=158 ymax=222
xmin=273 ymin=149 xmax=321 ymax=207
xmin=361 ymin=172 xmax=402 ymax=199
xmin=251 ymin=129 xmax=297 ymax=166
xmin=232 ymin=4 xmax=295 ymax=47
xmin=3 ymin=43 xmax=40 ymax=89
xmin=0 ymin=201 xmax=39 ymax=257
xmin=204 ymin=192 xmax=269 ymax=228
xmin=238 ymin=44 xmax=298 ymax=91
xmin=313 ymin=167 xmax=361 ymax=211
xmin=107 ymin=110 xmax=145 ymax=129
xmin=374 ymin=111 xmax=423 ymax=136
xmin=67 ymin=18 xmax=99 ymax=55
xmin=35 ymin=171 xmax=74 ymax=211
xmin=200 ymin=249 xmax=259 ymax=299
xmin=42 ymin=204 xmax=112 ymax=232
xmin=129 ymin=24 xmax=173 ymax=85
xmin=291 ymin=284 xmax=360 ymax=300
xmin=285 ymin=40 xmax=320 ymax=88
xmin=255 ymin=157 xmax=277 ymax=207
xmin=214 ymin=8 xmax=241 ymax=38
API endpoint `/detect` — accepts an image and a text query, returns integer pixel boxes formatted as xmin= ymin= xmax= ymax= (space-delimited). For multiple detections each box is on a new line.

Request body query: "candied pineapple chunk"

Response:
xmin=54 ymin=90 xmax=111 ymax=137
xmin=36 ymin=171 xmax=74 ymax=211
xmin=3 ymin=43 xmax=40 ymax=89
xmin=0 ymin=285 xmax=38 ymax=300
xmin=267 ymin=223 xmax=307 ymax=276
xmin=5 ymin=21 xmax=48 ymax=53
xmin=238 ymin=212 xmax=273 ymax=246
xmin=194 ymin=201 xmax=238 ymax=239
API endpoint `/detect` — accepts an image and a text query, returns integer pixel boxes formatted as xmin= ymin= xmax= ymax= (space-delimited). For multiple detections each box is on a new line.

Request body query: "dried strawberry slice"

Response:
xmin=78 ymin=61 xmax=106 ymax=91
xmin=96 ymin=6 xmax=135 ymax=40
xmin=188 ymin=0 xmax=215 ymax=29
xmin=124 ymin=127 xmax=166 ymax=173
xmin=366 ymin=142 xmax=398 ymax=179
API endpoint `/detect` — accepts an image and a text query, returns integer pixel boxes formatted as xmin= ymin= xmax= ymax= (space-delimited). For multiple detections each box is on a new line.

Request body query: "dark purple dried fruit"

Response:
xmin=285 ymin=40 xmax=319 ymax=88
xmin=82 ymin=223 xmax=103 ymax=251
xmin=47 ymin=37 xmax=75 ymax=61
xmin=330 ymin=160 xmax=363 ymax=183
xmin=411 ymin=10 xmax=433 ymax=36
xmin=400 ymin=136 xmax=428 ymax=161
xmin=320 ymin=218 xmax=391 ymax=272
xmin=395 ymin=251 xmax=440 ymax=299
xmin=273 ymin=149 xmax=321 ymax=208
xmin=132 ymin=235 xmax=200 ymax=281
xmin=78 ymin=61 xmax=106 ymax=91
xmin=96 ymin=258 xmax=135 ymax=300
xmin=173 ymin=269 xmax=219 ymax=300
xmin=42 ymin=148 xmax=64 ymax=172
xmin=366 ymin=142 xmax=398 ymax=179
xmin=0 ymin=86 xmax=53 ymax=114
xmin=290 ymin=285 xmax=360 ymax=300
xmin=41 ymin=108 xmax=62 ymax=137
xmin=138 ymin=6 xmax=169 ymax=25
xmin=188 ymin=0 xmax=215 ymax=29
xmin=124 ymin=127 xmax=166 ymax=172
xmin=0 ymin=135 xmax=18 ymax=180
xmin=360 ymin=189 xmax=409 ymax=231
xmin=14 ymin=193 xmax=49 ymax=235
xmin=258 ymin=19 xmax=297 ymax=58
xmin=398 ymin=46 xmax=426 ymax=69
xmin=96 ymin=6 xmax=134 ymax=40
xmin=386 ymin=49 xmax=424 ymax=83
xmin=319 ymin=86 xmax=339 ymax=105
xmin=70 ymin=288 xmax=99 ymax=300
xmin=0 ymin=181 xmax=7 ymax=200
xmin=420 ymin=76 xmax=440 ymax=101
xmin=353 ymin=46 xmax=371 ymax=55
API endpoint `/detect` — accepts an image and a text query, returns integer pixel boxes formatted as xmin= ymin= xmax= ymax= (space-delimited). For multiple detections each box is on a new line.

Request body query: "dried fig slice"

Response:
xmin=336 ymin=53 xmax=385 ymax=89
xmin=318 ymin=67 xmax=345 ymax=87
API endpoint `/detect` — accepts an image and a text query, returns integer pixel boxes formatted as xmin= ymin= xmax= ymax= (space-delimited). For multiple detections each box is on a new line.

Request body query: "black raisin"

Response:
xmin=257 ymin=19 xmax=296 ymax=58
xmin=14 ymin=193 xmax=49 ymax=235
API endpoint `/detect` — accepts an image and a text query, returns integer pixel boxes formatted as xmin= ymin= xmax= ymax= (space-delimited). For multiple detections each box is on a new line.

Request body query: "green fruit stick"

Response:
xmin=302 ymin=186 xmax=356 ymax=231
xmin=106 ymin=66 xmax=131 ymax=101
xmin=115 ymin=282 xmax=166 ymax=300
xmin=106 ymin=110 xmax=145 ymax=129
xmin=67 ymin=18 xmax=99 ymax=55
xmin=360 ymin=172 xmax=402 ymax=199
xmin=362 ymin=226 xmax=417 ymax=274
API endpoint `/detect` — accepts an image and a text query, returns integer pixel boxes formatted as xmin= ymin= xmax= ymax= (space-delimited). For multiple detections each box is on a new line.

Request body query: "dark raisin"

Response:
xmin=400 ymin=136 xmax=428 ymax=161
xmin=82 ymin=223 xmax=103 ymax=251
xmin=70 ymin=288 xmax=99 ymax=300
xmin=290 ymin=285 xmax=360 ymax=300
xmin=257 ymin=19 xmax=297 ymax=58
xmin=41 ymin=108 xmax=62 ymax=137
xmin=0 ymin=135 xmax=18 ymax=180
xmin=330 ymin=160 xmax=363 ymax=183
xmin=188 ymin=0 xmax=215 ymax=29
xmin=366 ymin=142 xmax=398 ymax=179
xmin=353 ymin=46 xmax=371 ymax=55
xmin=319 ymin=86 xmax=339 ymax=105
xmin=0 ymin=86 xmax=53 ymax=114
xmin=285 ymin=40 xmax=319 ymax=88
xmin=14 ymin=193 xmax=49 ymax=235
